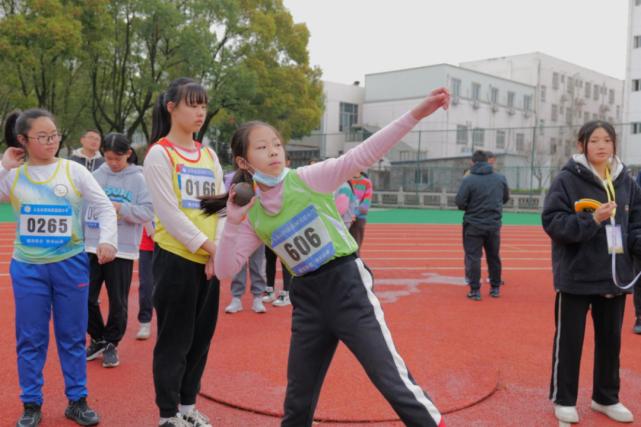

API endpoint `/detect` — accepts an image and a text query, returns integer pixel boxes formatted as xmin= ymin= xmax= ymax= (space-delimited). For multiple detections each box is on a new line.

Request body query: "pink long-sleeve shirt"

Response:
xmin=215 ymin=111 xmax=419 ymax=280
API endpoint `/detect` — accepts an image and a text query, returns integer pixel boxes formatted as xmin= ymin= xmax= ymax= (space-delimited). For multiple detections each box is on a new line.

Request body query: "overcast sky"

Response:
xmin=282 ymin=0 xmax=629 ymax=85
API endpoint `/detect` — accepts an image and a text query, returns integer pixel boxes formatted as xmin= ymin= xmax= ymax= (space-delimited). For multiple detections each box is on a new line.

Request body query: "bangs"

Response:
xmin=179 ymin=83 xmax=208 ymax=106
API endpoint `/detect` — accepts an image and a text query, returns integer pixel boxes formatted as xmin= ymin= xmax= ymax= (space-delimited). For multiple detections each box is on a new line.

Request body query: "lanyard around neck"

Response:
xmin=603 ymin=167 xmax=616 ymax=219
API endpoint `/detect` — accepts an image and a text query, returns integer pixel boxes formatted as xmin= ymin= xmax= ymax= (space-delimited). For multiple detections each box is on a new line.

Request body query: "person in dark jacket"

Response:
xmin=635 ymin=170 xmax=641 ymax=334
xmin=68 ymin=129 xmax=105 ymax=173
xmin=542 ymin=120 xmax=639 ymax=424
xmin=455 ymin=150 xmax=510 ymax=301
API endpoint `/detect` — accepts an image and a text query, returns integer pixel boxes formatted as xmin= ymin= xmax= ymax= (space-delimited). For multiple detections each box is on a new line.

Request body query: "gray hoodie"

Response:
xmin=84 ymin=163 xmax=154 ymax=260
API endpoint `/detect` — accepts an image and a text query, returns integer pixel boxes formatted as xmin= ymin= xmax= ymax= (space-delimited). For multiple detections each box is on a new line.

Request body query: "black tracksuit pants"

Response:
xmin=87 ymin=254 xmax=134 ymax=346
xmin=152 ymin=245 xmax=220 ymax=418
xmin=549 ymin=292 xmax=626 ymax=406
xmin=265 ymin=245 xmax=291 ymax=292
xmin=282 ymin=254 xmax=443 ymax=427
xmin=462 ymin=222 xmax=502 ymax=289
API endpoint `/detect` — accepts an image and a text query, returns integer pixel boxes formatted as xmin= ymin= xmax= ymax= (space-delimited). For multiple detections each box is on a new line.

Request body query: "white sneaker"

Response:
xmin=160 ymin=413 xmax=190 ymax=426
xmin=252 ymin=296 xmax=266 ymax=313
xmin=272 ymin=291 xmax=291 ymax=307
xmin=225 ymin=297 xmax=243 ymax=313
xmin=262 ymin=287 xmax=277 ymax=302
xmin=554 ymin=404 xmax=579 ymax=423
xmin=182 ymin=408 xmax=212 ymax=427
xmin=136 ymin=322 xmax=151 ymax=340
xmin=591 ymin=401 xmax=634 ymax=423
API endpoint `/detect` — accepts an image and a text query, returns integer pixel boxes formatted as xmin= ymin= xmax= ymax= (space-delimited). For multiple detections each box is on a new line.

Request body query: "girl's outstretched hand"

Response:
xmin=1 ymin=147 xmax=26 ymax=170
xmin=411 ymin=87 xmax=451 ymax=120
xmin=226 ymin=184 xmax=256 ymax=225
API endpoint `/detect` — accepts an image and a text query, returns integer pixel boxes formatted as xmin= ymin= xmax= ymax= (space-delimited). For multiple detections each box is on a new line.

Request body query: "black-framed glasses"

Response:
xmin=28 ymin=133 xmax=63 ymax=145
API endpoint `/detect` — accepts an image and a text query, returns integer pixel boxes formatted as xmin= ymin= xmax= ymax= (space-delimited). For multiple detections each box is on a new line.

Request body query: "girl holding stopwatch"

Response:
xmin=2 ymin=109 xmax=117 ymax=427
xmin=543 ymin=120 xmax=641 ymax=424
xmin=201 ymin=88 xmax=450 ymax=427
xmin=143 ymin=78 xmax=225 ymax=427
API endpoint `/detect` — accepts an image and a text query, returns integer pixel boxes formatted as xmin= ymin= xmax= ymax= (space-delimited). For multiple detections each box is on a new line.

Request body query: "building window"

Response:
xmin=553 ymin=72 xmax=559 ymax=89
xmin=491 ymin=87 xmax=498 ymax=104
xmin=339 ymin=102 xmax=359 ymax=132
xmin=633 ymin=80 xmax=641 ymax=92
xmin=594 ymin=85 xmax=600 ymax=100
xmin=584 ymin=112 xmax=590 ymax=123
xmin=566 ymin=108 xmax=573 ymax=124
xmin=551 ymin=104 xmax=558 ymax=121
xmin=524 ymin=95 xmax=532 ymax=111
xmin=609 ymin=89 xmax=615 ymax=104
xmin=636 ymin=36 xmax=641 ymax=48
xmin=632 ymin=123 xmax=641 ymax=134
xmin=507 ymin=92 xmax=515 ymax=107
xmin=472 ymin=83 xmax=481 ymax=100
xmin=541 ymin=85 xmax=546 ymax=102
xmin=456 ymin=125 xmax=468 ymax=144
xmin=473 ymin=128 xmax=484 ymax=146
xmin=540 ymin=119 xmax=545 ymax=135
xmin=567 ymin=77 xmax=574 ymax=94
xmin=516 ymin=133 xmax=525 ymax=150
xmin=496 ymin=130 xmax=506 ymax=149
xmin=452 ymin=78 xmax=461 ymax=97
xmin=550 ymin=142 xmax=557 ymax=155
xmin=617 ymin=105 xmax=621 ymax=119
xmin=565 ymin=140 xmax=572 ymax=156
xmin=585 ymin=82 xmax=591 ymax=98
xmin=637 ymin=0 xmax=641 ymax=6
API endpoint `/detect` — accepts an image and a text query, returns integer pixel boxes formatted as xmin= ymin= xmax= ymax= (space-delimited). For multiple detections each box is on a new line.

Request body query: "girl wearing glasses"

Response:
xmin=2 ymin=109 xmax=118 ymax=427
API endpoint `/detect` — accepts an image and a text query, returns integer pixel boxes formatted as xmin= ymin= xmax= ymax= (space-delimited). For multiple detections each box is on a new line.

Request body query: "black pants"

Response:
xmin=349 ymin=217 xmax=367 ymax=256
xmin=282 ymin=254 xmax=443 ymax=427
xmin=549 ymin=292 xmax=626 ymax=406
xmin=138 ymin=249 xmax=154 ymax=323
xmin=265 ymin=246 xmax=291 ymax=292
xmin=462 ymin=222 xmax=502 ymax=289
xmin=152 ymin=245 xmax=220 ymax=418
xmin=87 ymin=254 xmax=134 ymax=346
xmin=634 ymin=277 xmax=641 ymax=318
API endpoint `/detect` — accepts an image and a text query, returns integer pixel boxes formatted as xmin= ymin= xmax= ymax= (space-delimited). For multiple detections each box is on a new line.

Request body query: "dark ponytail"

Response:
xmin=200 ymin=120 xmax=285 ymax=216
xmin=149 ymin=77 xmax=209 ymax=145
xmin=3 ymin=109 xmax=55 ymax=149
xmin=103 ymin=132 xmax=138 ymax=165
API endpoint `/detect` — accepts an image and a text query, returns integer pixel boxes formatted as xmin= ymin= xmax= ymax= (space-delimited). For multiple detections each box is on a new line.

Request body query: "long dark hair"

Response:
xmin=200 ymin=121 xmax=285 ymax=216
xmin=4 ymin=109 xmax=56 ymax=150
xmin=577 ymin=120 xmax=617 ymax=159
xmin=103 ymin=132 xmax=138 ymax=165
xmin=149 ymin=77 xmax=209 ymax=144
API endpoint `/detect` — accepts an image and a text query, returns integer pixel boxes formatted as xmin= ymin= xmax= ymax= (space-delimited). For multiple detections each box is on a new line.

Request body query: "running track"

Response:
xmin=0 ymin=222 xmax=639 ymax=426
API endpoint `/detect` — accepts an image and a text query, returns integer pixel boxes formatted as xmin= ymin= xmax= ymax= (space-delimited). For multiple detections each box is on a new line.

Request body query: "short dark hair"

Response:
xmin=83 ymin=129 xmax=101 ymax=138
xmin=472 ymin=150 xmax=488 ymax=163
xmin=485 ymin=151 xmax=495 ymax=159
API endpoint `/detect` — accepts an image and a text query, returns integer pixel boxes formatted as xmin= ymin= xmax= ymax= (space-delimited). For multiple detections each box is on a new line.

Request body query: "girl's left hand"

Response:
xmin=205 ymin=256 xmax=215 ymax=280
xmin=411 ymin=87 xmax=451 ymax=120
xmin=97 ymin=243 xmax=116 ymax=264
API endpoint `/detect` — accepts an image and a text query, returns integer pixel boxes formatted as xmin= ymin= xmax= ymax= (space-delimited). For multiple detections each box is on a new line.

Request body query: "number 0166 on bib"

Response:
xmin=19 ymin=204 xmax=72 ymax=247
xmin=271 ymin=205 xmax=336 ymax=276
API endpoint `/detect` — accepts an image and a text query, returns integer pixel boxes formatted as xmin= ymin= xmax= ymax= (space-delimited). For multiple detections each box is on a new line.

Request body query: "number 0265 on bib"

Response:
xmin=271 ymin=205 xmax=336 ymax=276
xmin=19 ymin=204 xmax=72 ymax=247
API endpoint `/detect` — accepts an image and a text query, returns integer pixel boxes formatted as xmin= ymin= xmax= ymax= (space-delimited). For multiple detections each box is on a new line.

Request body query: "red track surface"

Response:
xmin=0 ymin=223 xmax=640 ymax=426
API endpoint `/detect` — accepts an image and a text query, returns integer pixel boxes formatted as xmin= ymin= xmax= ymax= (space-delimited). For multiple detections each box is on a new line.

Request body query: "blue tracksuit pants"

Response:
xmin=11 ymin=252 xmax=90 ymax=405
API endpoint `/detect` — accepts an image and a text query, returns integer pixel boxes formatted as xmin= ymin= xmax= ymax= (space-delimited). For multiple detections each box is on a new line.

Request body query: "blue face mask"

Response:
xmin=245 ymin=160 xmax=290 ymax=187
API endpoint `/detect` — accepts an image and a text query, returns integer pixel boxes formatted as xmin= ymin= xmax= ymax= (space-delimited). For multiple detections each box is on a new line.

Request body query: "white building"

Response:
xmin=286 ymin=80 xmax=364 ymax=164
xmin=624 ymin=0 xmax=641 ymax=165
xmin=359 ymin=64 xmax=537 ymax=162
xmin=461 ymin=52 xmax=624 ymax=165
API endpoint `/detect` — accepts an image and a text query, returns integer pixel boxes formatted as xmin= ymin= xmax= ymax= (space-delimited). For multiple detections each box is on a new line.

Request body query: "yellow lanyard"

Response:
xmin=603 ymin=167 xmax=616 ymax=219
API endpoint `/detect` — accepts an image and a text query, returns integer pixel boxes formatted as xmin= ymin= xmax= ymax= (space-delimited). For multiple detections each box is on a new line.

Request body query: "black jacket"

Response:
xmin=542 ymin=157 xmax=641 ymax=295
xmin=67 ymin=154 xmax=105 ymax=173
xmin=455 ymin=162 xmax=510 ymax=231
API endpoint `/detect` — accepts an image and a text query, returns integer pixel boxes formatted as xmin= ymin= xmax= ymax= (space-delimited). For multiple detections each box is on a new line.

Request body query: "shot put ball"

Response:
xmin=232 ymin=182 xmax=254 ymax=206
